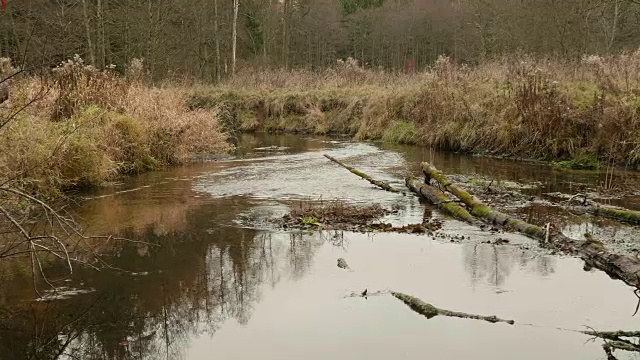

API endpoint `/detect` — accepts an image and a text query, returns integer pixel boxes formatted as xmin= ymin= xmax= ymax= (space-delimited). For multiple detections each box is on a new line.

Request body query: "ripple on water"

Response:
xmin=194 ymin=142 xmax=407 ymax=207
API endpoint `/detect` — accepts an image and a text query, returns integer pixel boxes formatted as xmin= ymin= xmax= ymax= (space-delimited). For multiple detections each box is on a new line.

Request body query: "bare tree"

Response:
xmin=81 ymin=0 xmax=96 ymax=66
xmin=232 ymin=0 xmax=239 ymax=76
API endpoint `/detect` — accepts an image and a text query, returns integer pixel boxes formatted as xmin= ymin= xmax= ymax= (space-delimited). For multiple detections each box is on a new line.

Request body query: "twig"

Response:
xmin=545 ymin=223 xmax=551 ymax=244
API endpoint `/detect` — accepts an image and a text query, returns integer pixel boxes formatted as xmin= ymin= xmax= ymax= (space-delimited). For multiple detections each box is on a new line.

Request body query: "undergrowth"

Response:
xmin=189 ymin=53 xmax=640 ymax=167
xmin=0 ymin=57 xmax=230 ymax=198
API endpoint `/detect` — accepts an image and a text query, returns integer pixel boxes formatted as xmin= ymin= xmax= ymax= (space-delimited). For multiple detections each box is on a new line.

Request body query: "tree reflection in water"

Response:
xmin=463 ymin=243 xmax=556 ymax=289
xmin=0 ymin=223 xmax=324 ymax=359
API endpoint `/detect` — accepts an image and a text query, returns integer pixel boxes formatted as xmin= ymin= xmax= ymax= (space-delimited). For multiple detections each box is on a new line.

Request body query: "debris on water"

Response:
xmin=277 ymin=200 xmax=398 ymax=230
xmin=35 ymin=287 xmax=96 ymax=302
xmin=368 ymin=221 xmax=443 ymax=234
xmin=343 ymin=289 xmax=390 ymax=298
xmin=337 ymin=258 xmax=350 ymax=269
xmin=392 ymin=291 xmax=515 ymax=325
xmin=254 ymin=146 xmax=290 ymax=151
xmin=272 ymin=198 xmax=447 ymax=235
xmin=485 ymin=238 xmax=510 ymax=245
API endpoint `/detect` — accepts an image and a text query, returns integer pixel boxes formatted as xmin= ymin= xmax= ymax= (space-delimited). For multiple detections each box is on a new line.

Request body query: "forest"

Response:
xmin=2 ymin=0 xmax=640 ymax=80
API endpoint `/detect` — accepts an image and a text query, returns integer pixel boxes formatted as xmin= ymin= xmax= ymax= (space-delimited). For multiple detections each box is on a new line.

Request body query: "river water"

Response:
xmin=1 ymin=133 xmax=639 ymax=360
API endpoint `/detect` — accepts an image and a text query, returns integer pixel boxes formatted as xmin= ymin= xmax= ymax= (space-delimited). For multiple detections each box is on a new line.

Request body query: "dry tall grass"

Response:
xmin=191 ymin=53 xmax=640 ymax=168
xmin=0 ymin=57 xmax=230 ymax=197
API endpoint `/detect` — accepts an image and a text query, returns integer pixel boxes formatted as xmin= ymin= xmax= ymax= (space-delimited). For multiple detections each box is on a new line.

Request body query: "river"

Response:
xmin=1 ymin=133 xmax=639 ymax=360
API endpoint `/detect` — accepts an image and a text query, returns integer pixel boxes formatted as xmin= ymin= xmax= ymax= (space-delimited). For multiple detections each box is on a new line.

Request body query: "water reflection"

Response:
xmin=0 ymin=221 xmax=325 ymax=359
xmin=463 ymin=243 xmax=557 ymax=291
xmin=2 ymin=133 xmax=640 ymax=360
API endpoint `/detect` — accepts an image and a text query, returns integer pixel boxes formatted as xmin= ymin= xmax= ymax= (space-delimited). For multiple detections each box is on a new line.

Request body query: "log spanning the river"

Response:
xmin=405 ymin=177 xmax=481 ymax=225
xmin=582 ymin=330 xmax=640 ymax=357
xmin=421 ymin=162 xmax=548 ymax=238
xmin=411 ymin=161 xmax=640 ymax=288
xmin=578 ymin=204 xmax=640 ymax=226
xmin=324 ymin=154 xmax=405 ymax=194
xmin=392 ymin=292 xmax=515 ymax=325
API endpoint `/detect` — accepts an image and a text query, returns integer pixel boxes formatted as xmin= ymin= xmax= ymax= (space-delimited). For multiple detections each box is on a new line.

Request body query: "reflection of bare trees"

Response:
xmin=0 ymin=224 xmax=323 ymax=359
xmin=463 ymin=243 xmax=556 ymax=288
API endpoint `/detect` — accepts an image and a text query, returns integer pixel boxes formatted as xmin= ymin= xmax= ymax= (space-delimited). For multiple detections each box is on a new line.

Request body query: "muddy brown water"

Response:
xmin=1 ymin=133 xmax=640 ymax=359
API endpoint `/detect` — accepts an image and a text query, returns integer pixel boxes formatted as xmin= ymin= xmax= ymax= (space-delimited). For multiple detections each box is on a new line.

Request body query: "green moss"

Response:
xmin=442 ymin=202 xmax=475 ymax=223
xmin=471 ymin=205 xmax=492 ymax=217
xmin=382 ymin=121 xmax=418 ymax=144
xmin=552 ymin=152 xmax=600 ymax=170
xmin=593 ymin=207 xmax=640 ymax=225
xmin=392 ymin=292 xmax=440 ymax=319
xmin=300 ymin=216 xmax=320 ymax=225
xmin=524 ymin=225 xmax=545 ymax=238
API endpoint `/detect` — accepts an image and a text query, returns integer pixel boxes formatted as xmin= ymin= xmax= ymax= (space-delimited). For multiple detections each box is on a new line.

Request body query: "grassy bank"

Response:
xmin=0 ymin=58 xmax=230 ymax=198
xmin=190 ymin=54 xmax=640 ymax=168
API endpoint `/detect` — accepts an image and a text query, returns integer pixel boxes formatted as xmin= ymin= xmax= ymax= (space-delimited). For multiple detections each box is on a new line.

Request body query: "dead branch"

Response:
xmin=324 ymin=154 xmax=405 ymax=194
xmin=392 ymin=291 xmax=515 ymax=325
xmin=412 ymin=161 xmax=640 ymax=288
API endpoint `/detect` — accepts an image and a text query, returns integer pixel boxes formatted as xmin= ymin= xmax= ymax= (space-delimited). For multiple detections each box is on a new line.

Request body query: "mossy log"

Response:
xmin=585 ymin=206 xmax=640 ymax=225
xmin=421 ymin=162 xmax=547 ymax=238
xmin=405 ymin=177 xmax=481 ymax=225
xmin=324 ymin=154 xmax=405 ymax=194
xmin=583 ymin=330 xmax=640 ymax=355
xmin=582 ymin=330 xmax=640 ymax=340
xmin=417 ymin=161 xmax=640 ymax=288
xmin=392 ymin=292 xmax=515 ymax=325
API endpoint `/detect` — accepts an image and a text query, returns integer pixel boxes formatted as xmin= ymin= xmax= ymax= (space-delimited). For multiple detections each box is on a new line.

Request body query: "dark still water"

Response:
xmin=1 ymin=133 xmax=639 ymax=360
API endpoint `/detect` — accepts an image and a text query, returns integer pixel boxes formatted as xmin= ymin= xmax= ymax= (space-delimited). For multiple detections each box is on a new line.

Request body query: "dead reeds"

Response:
xmin=191 ymin=52 xmax=640 ymax=168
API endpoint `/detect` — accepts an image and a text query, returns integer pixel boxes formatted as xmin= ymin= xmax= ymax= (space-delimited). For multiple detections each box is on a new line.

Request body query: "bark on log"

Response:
xmin=582 ymin=205 xmax=640 ymax=225
xmin=415 ymin=161 xmax=640 ymax=288
xmin=421 ymin=162 xmax=548 ymax=238
xmin=324 ymin=154 xmax=404 ymax=194
xmin=405 ymin=177 xmax=481 ymax=225
xmin=392 ymin=292 xmax=515 ymax=325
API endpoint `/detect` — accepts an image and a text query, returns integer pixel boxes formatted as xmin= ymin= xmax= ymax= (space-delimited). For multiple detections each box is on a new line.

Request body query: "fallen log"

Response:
xmin=324 ymin=154 xmax=404 ymax=194
xmin=550 ymin=193 xmax=640 ymax=226
xmin=577 ymin=205 xmax=640 ymax=226
xmin=421 ymin=162 xmax=547 ymax=238
xmin=392 ymin=291 xmax=515 ymax=325
xmin=414 ymin=161 xmax=640 ymax=288
xmin=582 ymin=329 xmax=640 ymax=358
xmin=405 ymin=177 xmax=481 ymax=225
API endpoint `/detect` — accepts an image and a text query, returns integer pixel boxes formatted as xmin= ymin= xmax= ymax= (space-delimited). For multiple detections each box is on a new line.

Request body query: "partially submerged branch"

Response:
xmin=578 ymin=205 xmax=640 ymax=226
xmin=324 ymin=154 xmax=405 ymax=194
xmin=412 ymin=161 xmax=640 ymax=288
xmin=583 ymin=329 xmax=640 ymax=358
xmin=392 ymin=291 xmax=515 ymax=325
xmin=405 ymin=177 xmax=481 ymax=225
xmin=420 ymin=162 xmax=547 ymax=239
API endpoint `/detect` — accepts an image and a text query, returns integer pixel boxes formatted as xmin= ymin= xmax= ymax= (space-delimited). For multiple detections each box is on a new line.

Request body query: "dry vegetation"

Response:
xmin=0 ymin=57 xmax=230 ymax=198
xmin=190 ymin=53 xmax=640 ymax=168
xmin=283 ymin=199 xmax=393 ymax=227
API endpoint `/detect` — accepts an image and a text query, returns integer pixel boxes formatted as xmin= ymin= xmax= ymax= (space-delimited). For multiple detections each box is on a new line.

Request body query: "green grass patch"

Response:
xmin=552 ymin=152 xmax=601 ymax=170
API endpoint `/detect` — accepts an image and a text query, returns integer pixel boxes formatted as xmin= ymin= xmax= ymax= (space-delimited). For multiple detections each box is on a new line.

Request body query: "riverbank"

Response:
xmin=0 ymin=58 xmax=230 ymax=198
xmin=190 ymin=54 xmax=640 ymax=170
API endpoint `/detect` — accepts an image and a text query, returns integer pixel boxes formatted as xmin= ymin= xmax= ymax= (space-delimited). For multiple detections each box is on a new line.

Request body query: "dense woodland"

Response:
xmin=1 ymin=0 xmax=640 ymax=81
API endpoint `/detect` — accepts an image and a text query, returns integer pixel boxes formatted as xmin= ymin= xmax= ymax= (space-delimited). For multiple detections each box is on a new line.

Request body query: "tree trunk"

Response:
xmin=415 ymin=161 xmax=640 ymax=288
xmin=214 ymin=0 xmax=221 ymax=82
xmin=282 ymin=0 xmax=290 ymax=69
xmin=81 ymin=0 xmax=96 ymax=66
xmin=324 ymin=154 xmax=405 ymax=194
xmin=232 ymin=0 xmax=239 ymax=76
xmin=405 ymin=177 xmax=480 ymax=224
xmin=96 ymin=0 xmax=106 ymax=68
